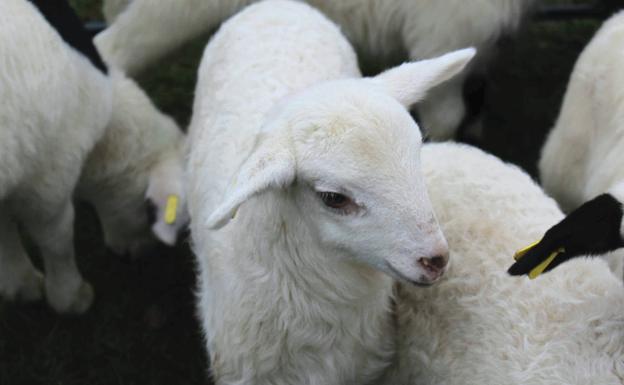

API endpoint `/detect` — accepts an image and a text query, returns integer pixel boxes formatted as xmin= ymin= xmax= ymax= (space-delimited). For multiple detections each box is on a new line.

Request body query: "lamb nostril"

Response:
xmin=419 ymin=255 xmax=448 ymax=271
xmin=430 ymin=255 xmax=448 ymax=270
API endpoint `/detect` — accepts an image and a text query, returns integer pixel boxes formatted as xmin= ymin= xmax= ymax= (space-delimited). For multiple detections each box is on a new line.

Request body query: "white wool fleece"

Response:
xmin=187 ymin=1 xmax=475 ymax=384
xmin=98 ymin=0 xmax=534 ymax=140
xmin=382 ymin=143 xmax=624 ymax=385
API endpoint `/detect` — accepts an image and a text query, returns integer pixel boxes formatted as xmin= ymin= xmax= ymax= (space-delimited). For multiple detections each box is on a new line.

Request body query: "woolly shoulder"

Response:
xmin=422 ymin=143 xmax=561 ymax=224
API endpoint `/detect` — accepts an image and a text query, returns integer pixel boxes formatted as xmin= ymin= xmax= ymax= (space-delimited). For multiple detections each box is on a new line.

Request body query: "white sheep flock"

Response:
xmin=1 ymin=0 xmax=623 ymax=384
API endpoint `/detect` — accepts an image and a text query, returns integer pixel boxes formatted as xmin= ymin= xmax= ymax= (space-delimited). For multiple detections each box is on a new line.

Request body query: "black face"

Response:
xmin=508 ymin=193 xmax=624 ymax=277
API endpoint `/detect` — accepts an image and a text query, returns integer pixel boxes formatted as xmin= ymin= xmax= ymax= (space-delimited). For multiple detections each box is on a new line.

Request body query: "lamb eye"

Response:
xmin=317 ymin=191 xmax=352 ymax=209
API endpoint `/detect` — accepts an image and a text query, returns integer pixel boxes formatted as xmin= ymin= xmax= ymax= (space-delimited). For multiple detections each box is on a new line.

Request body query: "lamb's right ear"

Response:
xmin=371 ymin=48 xmax=476 ymax=107
xmin=206 ymin=133 xmax=295 ymax=230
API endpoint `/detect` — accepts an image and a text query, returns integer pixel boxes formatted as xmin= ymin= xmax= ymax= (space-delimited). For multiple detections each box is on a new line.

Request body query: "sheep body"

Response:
xmin=0 ymin=0 xmax=187 ymax=313
xmin=98 ymin=0 xmax=533 ymax=140
xmin=0 ymin=0 xmax=112 ymax=312
xmin=383 ymin=143 xmax=624 ymax=385
xmin=188 ymin=1 xmax=474 ymax=383
xmin=540 ymin=11 xmax=624 ymax=213
xmin=0 ymin=1 xmax=112 ymax=198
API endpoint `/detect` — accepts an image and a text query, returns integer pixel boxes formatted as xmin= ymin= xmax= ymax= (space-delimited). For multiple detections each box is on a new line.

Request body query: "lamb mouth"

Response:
xmin=385 ymin=261 xmax=434 ymax=287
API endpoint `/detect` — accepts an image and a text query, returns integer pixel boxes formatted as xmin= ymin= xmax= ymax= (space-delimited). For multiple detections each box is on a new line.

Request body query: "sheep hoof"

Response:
xmin=0 ymin=269 xmax=44 ymax=303
xmin=47 ymin=280 xmax=94 ymax=314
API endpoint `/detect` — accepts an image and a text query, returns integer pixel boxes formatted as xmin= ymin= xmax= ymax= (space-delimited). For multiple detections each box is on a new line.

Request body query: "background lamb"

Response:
xmin=540 ymin=11 xmax=624 ymax=214
xmin=187 ymin=1 xmax=474 ymax=383
xmin=506 ymin=11 xmax=624 ymax=277
xmin=383 ymin=142 xmax=624 ymax=385
xmin=96 ymin=0 xmax=533 ymax=140
xmin=0 ymin=0 xmax=187 ymax=314
xmin=77 ymin=70 xmax=188 ymax=257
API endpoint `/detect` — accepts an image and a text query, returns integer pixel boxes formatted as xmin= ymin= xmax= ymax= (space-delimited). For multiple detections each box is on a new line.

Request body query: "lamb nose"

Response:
xmin=419 ymin=255 xmax=448 ymax=271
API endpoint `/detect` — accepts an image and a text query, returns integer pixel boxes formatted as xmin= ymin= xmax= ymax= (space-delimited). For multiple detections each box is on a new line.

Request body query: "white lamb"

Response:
xmin=0 ymin=0 xmax=187 ymax=314
xmin=382 ymin=142 xmax=624 ymax=385
xmin=511 ymin=11 xmax=624 ymax=277
xmin=97 ymin=0 xmax=533 ymax=140
xmin=187 ymin=1 xmax=475 ymax=383
xmin=77 ymin=73 xmax=188 ymax=256
xmin=540 ymin=11 xmax=624 ymax=213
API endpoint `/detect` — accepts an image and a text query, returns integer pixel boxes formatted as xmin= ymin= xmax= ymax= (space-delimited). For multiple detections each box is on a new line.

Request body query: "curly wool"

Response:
xmin=384 ymin=143 xmax=624 ymax=385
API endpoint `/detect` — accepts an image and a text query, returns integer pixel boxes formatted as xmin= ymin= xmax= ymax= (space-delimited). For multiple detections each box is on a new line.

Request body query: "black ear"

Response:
xmin=508 ymin=193 xmax=624 ymax=277
xmin=556 ymin=194 xmax=624 ymax=257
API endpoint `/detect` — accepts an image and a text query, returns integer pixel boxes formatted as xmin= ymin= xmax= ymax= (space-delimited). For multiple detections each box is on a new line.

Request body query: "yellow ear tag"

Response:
xmin=528 ymin=248 xmax=565 ymax=280
xmin=164 ymin=195 xmax=179 ymax=225
xmin=513 ymin=239 xmax=541 ymax=261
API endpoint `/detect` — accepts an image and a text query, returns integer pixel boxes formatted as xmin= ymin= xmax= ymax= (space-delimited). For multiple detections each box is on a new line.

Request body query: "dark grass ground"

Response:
xmin=0 ymin=1 xmax=613 ymax=384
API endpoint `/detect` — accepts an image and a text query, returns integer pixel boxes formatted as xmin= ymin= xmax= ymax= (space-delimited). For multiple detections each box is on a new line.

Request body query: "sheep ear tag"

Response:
xmin=513 ymin=239 xmax=541 ymax=261
xmin=164 ymin=194 xmax=179 ymax=224
xmin=513 ymin=240 xmax=565 ymax=279
xmin=527 ymin=248 xmax=565 ymax=280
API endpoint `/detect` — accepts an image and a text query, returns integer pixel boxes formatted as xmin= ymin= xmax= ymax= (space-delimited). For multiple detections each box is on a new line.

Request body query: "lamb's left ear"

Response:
xmin=206 ymin=132 xmax=295 ymax=230
xmin=371 ymin=47 xmax=476 ymax=107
